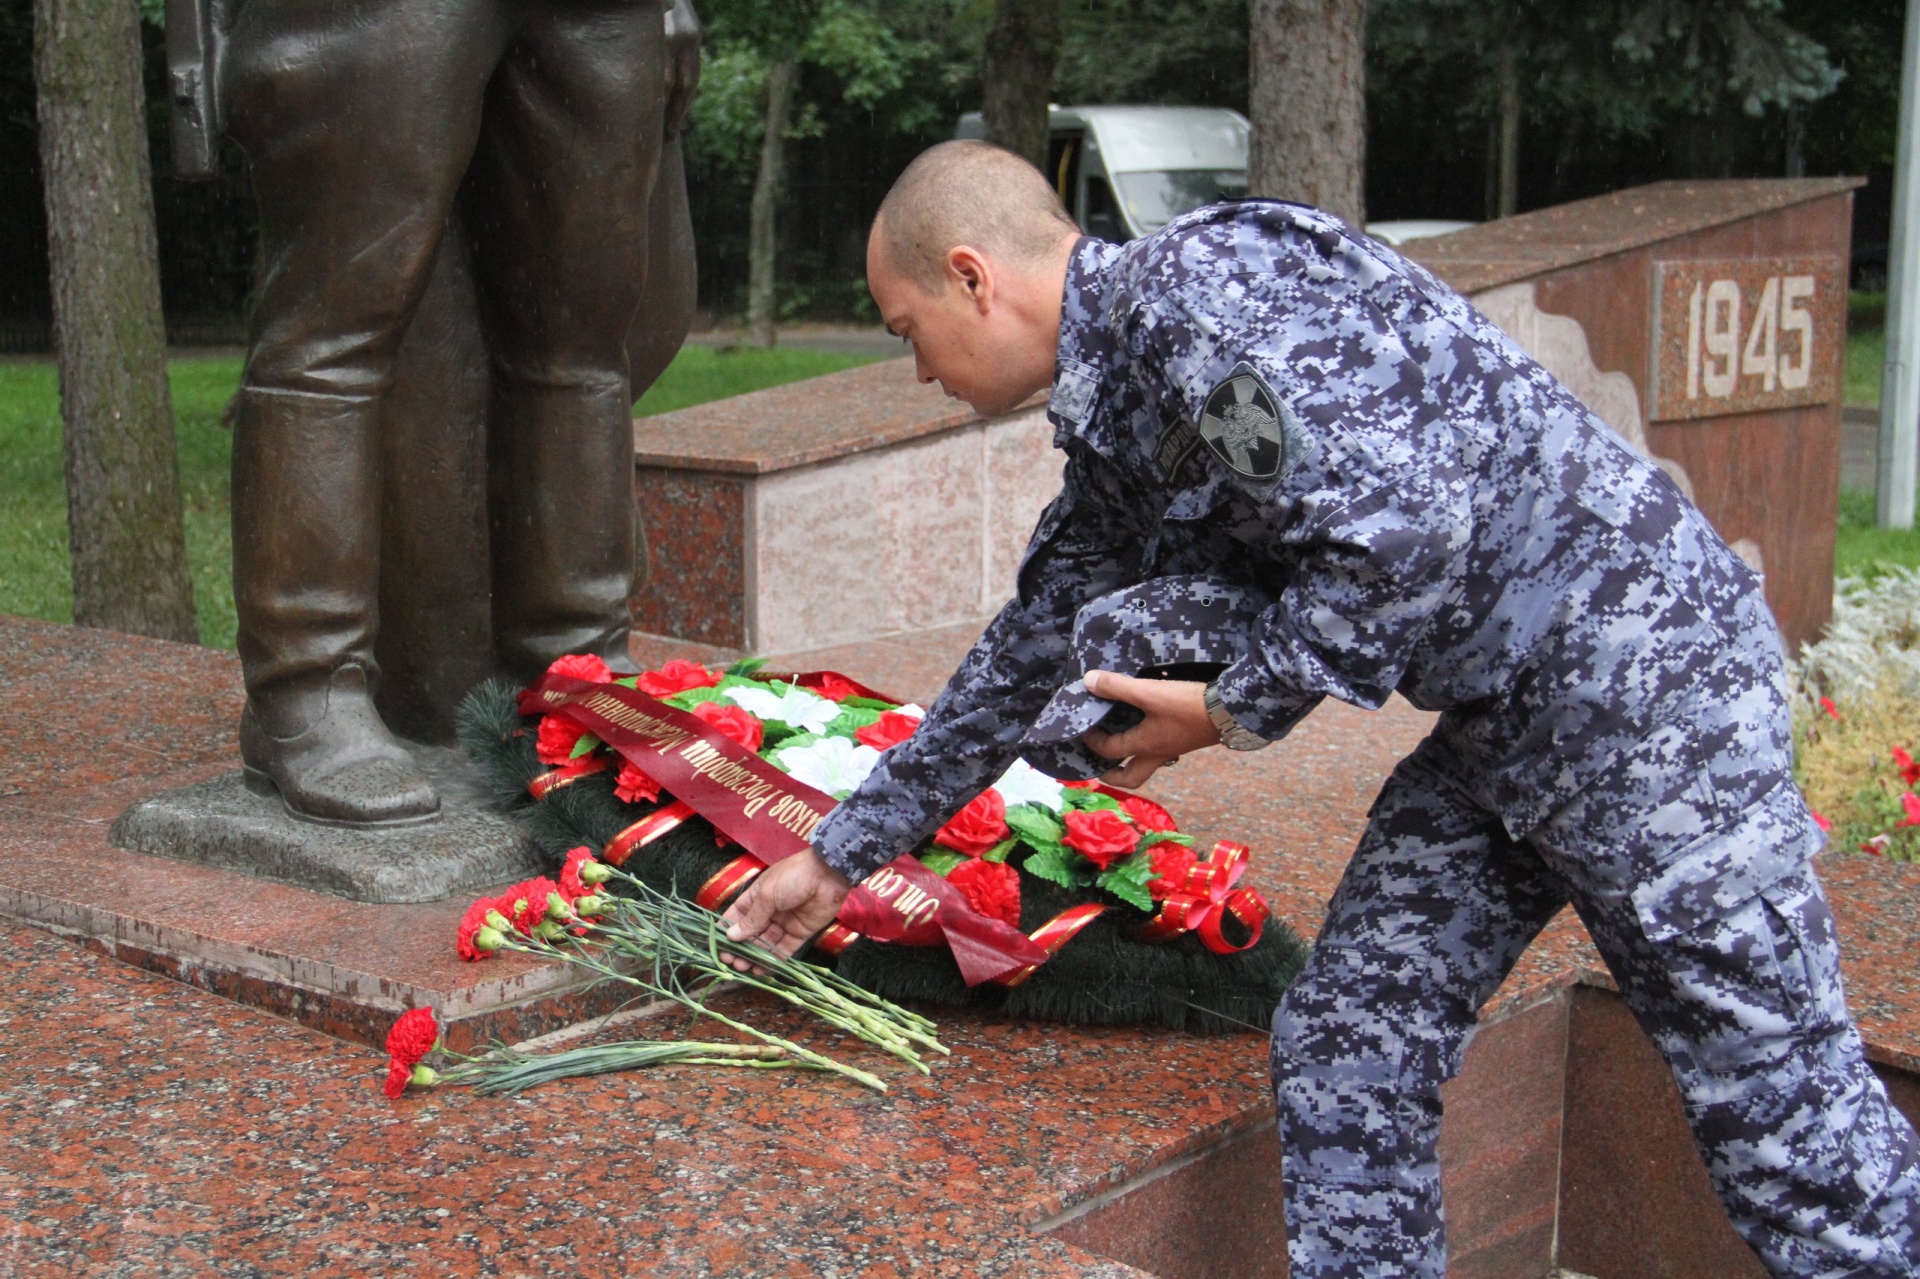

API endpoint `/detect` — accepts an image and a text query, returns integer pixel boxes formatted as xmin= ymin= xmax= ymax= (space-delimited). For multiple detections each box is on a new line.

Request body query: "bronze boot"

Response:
xmin=489 ymin=381 xmax=639 ymax=680
xmin=233 ymin=387 xmax=439 ymax=826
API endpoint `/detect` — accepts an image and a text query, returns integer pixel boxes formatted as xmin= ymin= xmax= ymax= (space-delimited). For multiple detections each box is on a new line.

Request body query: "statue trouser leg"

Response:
xmin=231 ymin=389 xmax=438 ymax=824
xmin=463 ymin=0 xmax=668 ymax=680
xmin=1275 ymin=726 xmax=1920 ymax=1276
xmin=222 ymin=0 xmax=513 ymax=820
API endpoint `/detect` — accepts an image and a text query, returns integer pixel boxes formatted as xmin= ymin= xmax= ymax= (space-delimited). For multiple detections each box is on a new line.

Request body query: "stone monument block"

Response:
xmin=1410 ymin=177 xmax=1863 ymax=651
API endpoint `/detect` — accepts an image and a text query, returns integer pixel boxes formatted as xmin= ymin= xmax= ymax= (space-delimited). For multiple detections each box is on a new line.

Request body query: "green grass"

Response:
xmin=1848 ymin=292 xmax=1884 ymax=409
xmin=634 ymin=344 xmax=884 ymax=416
xmin=1834 ymin=489 xmax=1920 ymax=581
xmin=1 ymin=345 xmax=882 ymax=649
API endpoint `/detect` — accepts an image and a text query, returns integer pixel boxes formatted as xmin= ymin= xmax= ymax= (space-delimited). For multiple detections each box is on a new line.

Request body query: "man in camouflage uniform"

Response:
xmin=724 ymin=141 xmax=1920 ymax=1275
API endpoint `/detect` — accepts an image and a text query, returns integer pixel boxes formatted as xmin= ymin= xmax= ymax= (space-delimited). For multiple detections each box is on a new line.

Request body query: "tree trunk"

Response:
xmin=33 ymin=0 xmax=197 ymax=641
xmin=747 ymin=58 xmax=797 ymax=349
xmin=1248 ymin=0 xmax=1366 ymax=228
xmin=1496 ymin=38 xmax=1519 ymax=219
xmin=981 ymin=0 xmax=1061 ymax=170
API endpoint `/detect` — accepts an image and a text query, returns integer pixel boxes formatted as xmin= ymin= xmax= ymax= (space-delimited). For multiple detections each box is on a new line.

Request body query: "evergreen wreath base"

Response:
xmin=458 ymin=678 xmax=1305 ymax=1033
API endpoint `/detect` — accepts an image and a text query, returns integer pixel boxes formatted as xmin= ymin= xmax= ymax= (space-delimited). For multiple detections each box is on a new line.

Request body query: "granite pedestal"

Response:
xmin=7 ymin=613 xmax=1920 ymax=1276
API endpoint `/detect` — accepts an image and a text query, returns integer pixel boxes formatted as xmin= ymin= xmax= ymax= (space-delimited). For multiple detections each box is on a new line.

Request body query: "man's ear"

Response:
xmin=945 ymin=245 xmax=995 ymax=315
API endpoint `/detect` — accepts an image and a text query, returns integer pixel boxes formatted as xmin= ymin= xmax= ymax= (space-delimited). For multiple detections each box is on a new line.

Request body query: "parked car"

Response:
xmin=1364 ymin=219 xmax=1477 ymax=247
xmin=956 ymin=105 xmax=1250 ymax=242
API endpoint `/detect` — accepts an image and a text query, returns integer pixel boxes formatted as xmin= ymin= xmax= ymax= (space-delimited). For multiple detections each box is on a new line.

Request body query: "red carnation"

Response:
xmin=1821 ymin=696 xmax=1843 ymax=722
xmin=934 ymin=790 xmax=1010 ymax=857
xmin=384 ymin=1058 xmax=414 ymax=1100
xmin=386 ymin=1007 xmax=439 ymax=1067
xmin=1147 ymin=843 xmax=1197 ymax=900
xmin=536 ymin=714 xmax=593 ymax=766
xmin=547 ymin=653 xmax=613 ymax=683
xmin=855 ymin=710 xmax=922 ymax=751
xmin=383 ymin=1008 xmax=439 ymax=1098
xmin=614 ymin=760 xmax=663 ymax=805
xmin=1811 ymin=810 xmax=1833 ymax=833
xmin=692 ymin=700 xmax=765 ymax=752
xmin=1120 ymin=794 xmax=1177 ymax=833
xmin=947 ymin=857 xmax=1022 ymax=928
xmin=637 ymin=659 xmax=721 ymax=698
xmin=559 ymin=847 xmax=598 ymax=900
xmin=499 ymin=877 xmax=561 ymax=934
xmin=1063 ymin=808 xmax=1140 ymax=870
xmin=457 ymin=894 xmax=502 ymax=961
xmin=812 ymin=673 xmax=860 ymax=702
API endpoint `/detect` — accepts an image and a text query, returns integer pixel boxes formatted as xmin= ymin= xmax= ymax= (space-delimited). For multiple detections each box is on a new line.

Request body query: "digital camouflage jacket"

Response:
xmin=811 ymin=199 xmax=1786 ymax=885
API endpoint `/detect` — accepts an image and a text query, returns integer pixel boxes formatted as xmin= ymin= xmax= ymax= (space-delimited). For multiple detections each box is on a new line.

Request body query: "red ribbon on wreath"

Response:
xmin=521 ymin=671 xmax=1048 ymax=985
xmin=1136 ymin=840 xmax=1270 ymax=954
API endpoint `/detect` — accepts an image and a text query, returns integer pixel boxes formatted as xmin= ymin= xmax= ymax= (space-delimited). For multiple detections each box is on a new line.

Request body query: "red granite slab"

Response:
xmin=8 ymin=612 xmax=1920 ymax=1276
xmin=0 ymin=923 xmax=1154 ymax=1278
xmin=629 ymin=357 xmax=1044 ymax=475
xmin=1405 ymin=177 xmax=1865 ymax=295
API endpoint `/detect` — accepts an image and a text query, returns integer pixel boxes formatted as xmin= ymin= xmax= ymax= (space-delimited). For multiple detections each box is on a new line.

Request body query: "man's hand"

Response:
xmin=721 ymin=848 xmax=852 ymax=970
xmin=1078 ymin=670 xmax=1223 ymax=788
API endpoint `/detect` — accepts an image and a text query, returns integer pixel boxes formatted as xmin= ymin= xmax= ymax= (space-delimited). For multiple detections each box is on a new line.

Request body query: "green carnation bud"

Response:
xmin=545 ymin=891 xmax=572 ymax=921
xmin=409 ymin=1065 xmax=440 ymax=1088
xmin=484 ymin=908 xmax=513 ymax=932
xmin=531 ymin=920 xmax=567 ymax=942
xmin=579 ymin=861 xmax=614 ymax=885
xmin=572 ymin=894 xmax=610 ymax=916
xmin=473 ymin=925 xmax=508 ymax=952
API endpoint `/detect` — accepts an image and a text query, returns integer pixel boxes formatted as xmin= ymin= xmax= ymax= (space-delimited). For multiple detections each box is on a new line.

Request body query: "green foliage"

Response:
xmin=1004 ymin=803 xmax=1065 ymax=851
xmin=1095 ymin=851 xmax=1156 ymax=910
xmin=1370 ymin=0 xmax=1840 ymax=138
xmin=1834 ymin=491 xmax=1920 ymax=583
xmin=1053 ymin=0 xmax=1247 ymax=108
xmin=686 ymin=0 xmax=945 ymax=173
xmin=1061 ymin=785 xmax=1122 ymax=812
xmin=1792 ymin=0 xmax=1904 ymax=174
xmin=917 ymin=848 xmax=967 ymax=875
xmin=1020 ymin=843 xmax=1093 ymax=890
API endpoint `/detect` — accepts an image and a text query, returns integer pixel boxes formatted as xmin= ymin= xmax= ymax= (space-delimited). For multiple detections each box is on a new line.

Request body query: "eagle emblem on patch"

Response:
xmin=1198 ymin=362 xmax=1285 ymax=479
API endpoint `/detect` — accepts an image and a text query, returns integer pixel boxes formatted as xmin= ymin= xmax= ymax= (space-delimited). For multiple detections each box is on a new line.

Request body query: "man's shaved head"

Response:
xmin=874 ymin=140 xmax=1079 ymax=291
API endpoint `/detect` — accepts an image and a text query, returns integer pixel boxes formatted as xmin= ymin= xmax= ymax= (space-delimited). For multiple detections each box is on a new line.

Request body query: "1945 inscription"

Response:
xmin=1649 ymin=256 xmax=1845 ymax=422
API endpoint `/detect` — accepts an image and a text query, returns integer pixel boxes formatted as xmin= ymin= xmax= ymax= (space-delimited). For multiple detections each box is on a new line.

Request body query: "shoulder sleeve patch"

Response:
xmin=1198 ymin=362 xmax=1288 ymax=480
xmin=1049 ymin=358 xmax=1100 ymax=426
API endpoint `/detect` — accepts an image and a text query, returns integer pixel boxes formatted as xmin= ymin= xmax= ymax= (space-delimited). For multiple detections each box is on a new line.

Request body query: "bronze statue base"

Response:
xmin=109 ymin=745 xmax=543 ymax=904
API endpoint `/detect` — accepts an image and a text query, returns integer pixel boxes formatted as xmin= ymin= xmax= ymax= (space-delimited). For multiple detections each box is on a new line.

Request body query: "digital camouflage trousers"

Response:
xmin=1273 ymin=698 xmax=1920 ymax=1277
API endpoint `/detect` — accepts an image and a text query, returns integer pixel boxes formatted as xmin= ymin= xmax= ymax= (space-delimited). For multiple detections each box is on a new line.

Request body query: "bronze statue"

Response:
xmin=170 ymin=0 xmax=701 ymax=828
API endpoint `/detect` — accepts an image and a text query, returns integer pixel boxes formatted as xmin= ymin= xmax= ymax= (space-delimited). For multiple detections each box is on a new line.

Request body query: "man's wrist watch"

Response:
xmin=1204 ymin=681 xmax=1270 ymax=752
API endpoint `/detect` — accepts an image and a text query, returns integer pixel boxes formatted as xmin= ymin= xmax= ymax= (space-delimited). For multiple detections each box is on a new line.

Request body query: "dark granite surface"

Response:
xmin=4 ymin=612 xmax=1919 ymax=1273
xmin=630 ymin=358 xmax=1045 ymax=475
xmin=1407 ymin=177 xmax=1866 ymax=294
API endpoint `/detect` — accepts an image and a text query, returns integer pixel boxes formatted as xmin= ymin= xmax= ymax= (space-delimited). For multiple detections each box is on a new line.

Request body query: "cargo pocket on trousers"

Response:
xmin=1628 ymin=777 xmax=1832 ymax=1083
